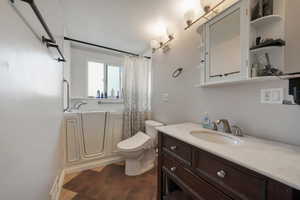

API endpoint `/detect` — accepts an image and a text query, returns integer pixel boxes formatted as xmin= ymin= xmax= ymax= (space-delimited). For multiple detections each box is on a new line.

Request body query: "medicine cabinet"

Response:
xmin=198 ymin=0 xmax=299 ymax=87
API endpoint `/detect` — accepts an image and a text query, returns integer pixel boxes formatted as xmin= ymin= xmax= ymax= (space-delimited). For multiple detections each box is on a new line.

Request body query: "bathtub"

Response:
xmin=63 ymin=110 xmax=124 ymax=170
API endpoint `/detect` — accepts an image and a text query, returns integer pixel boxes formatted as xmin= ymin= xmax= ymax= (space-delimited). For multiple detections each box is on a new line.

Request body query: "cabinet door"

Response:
xmin=66 ymin=119 xmax=81 ymax=163
xmin=204 ymin=1 xmax=249 ymax=83
xmin=81 ymin=112 xmax=107 ymax=158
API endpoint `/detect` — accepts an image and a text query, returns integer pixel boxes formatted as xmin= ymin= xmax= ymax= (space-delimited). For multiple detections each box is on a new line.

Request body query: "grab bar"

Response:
xmin=63 ymin=79 xmax=70 ymax=112
xmin=10 ymin=0 xmax=66 ymax=62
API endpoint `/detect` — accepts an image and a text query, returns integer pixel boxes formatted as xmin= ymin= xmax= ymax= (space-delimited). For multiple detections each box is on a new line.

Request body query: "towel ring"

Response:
xmin=172 ymin=68 xmax=183 ymax=78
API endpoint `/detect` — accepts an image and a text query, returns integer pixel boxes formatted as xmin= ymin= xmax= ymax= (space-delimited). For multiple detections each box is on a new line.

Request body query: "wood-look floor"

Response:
xmin=60 ymin=163 xmax=157 ymax=200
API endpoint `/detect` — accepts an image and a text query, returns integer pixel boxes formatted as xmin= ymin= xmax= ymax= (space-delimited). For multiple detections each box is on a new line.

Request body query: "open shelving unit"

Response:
xmin=250 ymin=15 xmax=283 ymax=27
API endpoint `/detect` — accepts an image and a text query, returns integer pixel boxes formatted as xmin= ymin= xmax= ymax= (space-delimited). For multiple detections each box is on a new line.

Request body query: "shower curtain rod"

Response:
xmin=64 ymin=37 xmax=151 ymax=59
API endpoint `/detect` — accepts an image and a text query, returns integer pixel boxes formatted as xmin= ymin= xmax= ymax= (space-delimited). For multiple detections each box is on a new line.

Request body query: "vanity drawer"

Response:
xmin=163 ymin=155 xmax=232 ymax=200
xmin=194 ymin=149 xmax=267 ymax=200
xmin=162 ymin=135 xmax=192 ymax=165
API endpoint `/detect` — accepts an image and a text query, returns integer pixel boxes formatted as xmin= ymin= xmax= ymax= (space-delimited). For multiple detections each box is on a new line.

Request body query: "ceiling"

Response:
xmin=62 ymin=0 xmax=202 ymax=54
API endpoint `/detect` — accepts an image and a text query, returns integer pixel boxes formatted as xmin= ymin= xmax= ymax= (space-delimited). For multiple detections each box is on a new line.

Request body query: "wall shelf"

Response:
xmin=250 ymin=46 xmax=283 ymax=53
xmin=250 ymin=15 xmax=282 ymax=28
xmin=195 ymin=74 xmax=300 ymax=88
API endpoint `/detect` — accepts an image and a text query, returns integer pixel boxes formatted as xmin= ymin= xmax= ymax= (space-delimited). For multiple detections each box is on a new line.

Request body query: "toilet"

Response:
xmin=117 ymin=120 xmax=163 ymax=176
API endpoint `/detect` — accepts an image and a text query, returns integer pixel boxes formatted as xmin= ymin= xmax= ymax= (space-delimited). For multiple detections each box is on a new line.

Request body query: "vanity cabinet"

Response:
xmin=158 ymin=132 xmax=300 ymax=200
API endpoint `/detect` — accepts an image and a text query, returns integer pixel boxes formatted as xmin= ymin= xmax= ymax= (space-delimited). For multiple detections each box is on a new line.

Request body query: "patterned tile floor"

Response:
xmin=60 ymin=163 xmax=157 ymax=200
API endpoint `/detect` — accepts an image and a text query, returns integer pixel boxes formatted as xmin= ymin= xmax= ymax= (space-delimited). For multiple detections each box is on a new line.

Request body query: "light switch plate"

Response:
xmin=162 ymin=93 xmax=169 ymax=102
xmin=261 ymin=89 xmax=272 ymax=104
xmin=270 ymin=88 xmax=284 ymax=104
xmin=261 ymin=88 xmax=284 ymax=104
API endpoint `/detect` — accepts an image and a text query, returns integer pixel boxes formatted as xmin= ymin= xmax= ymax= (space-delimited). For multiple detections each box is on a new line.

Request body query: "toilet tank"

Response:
xmin=145 ymin=120 xmax=164 ymax=146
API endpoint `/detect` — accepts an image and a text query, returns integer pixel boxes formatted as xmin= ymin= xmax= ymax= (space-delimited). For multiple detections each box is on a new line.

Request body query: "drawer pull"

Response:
xmin=217 ymin=170 xmax=226 ymax=178
xmin=170 ymin=146 xmax=177 ymax=151
xmin=170 ymin=167 xmax=177 ymax=172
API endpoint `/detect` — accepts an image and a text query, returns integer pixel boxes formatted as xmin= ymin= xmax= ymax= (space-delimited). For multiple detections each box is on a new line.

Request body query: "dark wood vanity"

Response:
xmin=157 ymin=132 xmax=300 ymax=200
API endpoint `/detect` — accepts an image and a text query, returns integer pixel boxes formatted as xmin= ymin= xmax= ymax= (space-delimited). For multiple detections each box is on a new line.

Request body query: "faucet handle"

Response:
xmin=231 ymin=125 xmax=243 ymax=137
xmin=211 ymin=121 xmax=218 ymax=131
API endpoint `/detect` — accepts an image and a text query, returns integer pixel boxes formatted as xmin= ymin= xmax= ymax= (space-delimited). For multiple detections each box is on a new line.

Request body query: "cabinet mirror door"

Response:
xmin=284 ymin=0 xmax=300 ymax=75
xmin=205 ymin=2 xmax=243 ymax=82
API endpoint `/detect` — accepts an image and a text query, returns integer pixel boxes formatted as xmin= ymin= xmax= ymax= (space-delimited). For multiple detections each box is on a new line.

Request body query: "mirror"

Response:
xmin=284 ymin=0 xmax=300 ymax=74
xmin=208 ymin=9 xmax=241 ymax=78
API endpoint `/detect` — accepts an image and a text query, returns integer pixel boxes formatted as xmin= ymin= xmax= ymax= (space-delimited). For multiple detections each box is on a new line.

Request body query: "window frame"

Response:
xmin=86 ymin=60 xmax=123 ymax=99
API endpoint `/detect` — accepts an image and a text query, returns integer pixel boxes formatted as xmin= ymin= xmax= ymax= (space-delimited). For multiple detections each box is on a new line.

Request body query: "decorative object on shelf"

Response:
xmin=172 ymin=68 xmax=183 ymax=78
xmin=263 ymin=0 xmax=273 ymax=16
xmin=10 ymin=0 xmax=66 ymax=62
xmin=250 ymin=38 xmax=285 ymax=50
xmin=251 ymin=0 xmax=273 ymax=21
xmin=256 ymin=53 xmax=283 ymax=77
xmin=184 ymin=0 xmax=227 ymax=30
xmin=251 ymin=0 xmax=263 ymax=21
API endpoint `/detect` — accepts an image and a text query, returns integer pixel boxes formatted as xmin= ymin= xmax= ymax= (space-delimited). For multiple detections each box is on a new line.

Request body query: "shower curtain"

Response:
xmin=122 ymin=56 xmax=151 ymax=139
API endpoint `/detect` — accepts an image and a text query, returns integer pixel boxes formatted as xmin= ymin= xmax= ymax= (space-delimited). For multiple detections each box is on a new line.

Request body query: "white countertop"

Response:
xmin=156 ymin=123 xmax=300 ymax=190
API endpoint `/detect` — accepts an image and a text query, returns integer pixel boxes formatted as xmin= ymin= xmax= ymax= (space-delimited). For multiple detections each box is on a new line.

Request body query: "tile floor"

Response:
xmin=60 ymin=163 xmax=157 ymax=200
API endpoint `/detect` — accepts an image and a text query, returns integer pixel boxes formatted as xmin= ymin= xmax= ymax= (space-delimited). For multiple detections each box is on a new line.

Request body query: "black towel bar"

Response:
xmin=10 ymin=0 xmax=66 ymax=62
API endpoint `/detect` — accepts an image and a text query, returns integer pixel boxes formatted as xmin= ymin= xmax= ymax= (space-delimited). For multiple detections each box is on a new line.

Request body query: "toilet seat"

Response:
xmin=117 ymin=132 xmax=151 ymax=152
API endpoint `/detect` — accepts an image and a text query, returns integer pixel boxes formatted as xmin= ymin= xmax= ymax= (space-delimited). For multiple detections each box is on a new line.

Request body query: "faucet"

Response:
xmin=212 ymin=119 xmax=244 ymax=137
xmin=212 ymin=119 xmax=232 ymax=134
xmin=72 ymin=101 xmax=87 ymax=110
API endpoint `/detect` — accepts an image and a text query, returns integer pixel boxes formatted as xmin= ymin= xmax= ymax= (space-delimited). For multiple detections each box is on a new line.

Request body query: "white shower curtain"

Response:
xmin=122 ymin=56 xmax=151 ymax=139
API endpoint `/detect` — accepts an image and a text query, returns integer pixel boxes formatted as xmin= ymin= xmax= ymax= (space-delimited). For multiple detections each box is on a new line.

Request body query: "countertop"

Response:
xmin=156 ymin=123 xmax=300 ymax=190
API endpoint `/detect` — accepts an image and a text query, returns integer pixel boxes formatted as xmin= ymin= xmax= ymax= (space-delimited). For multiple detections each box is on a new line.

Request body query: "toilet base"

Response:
xmin=124 ymin=149 xmax=155 ymax=176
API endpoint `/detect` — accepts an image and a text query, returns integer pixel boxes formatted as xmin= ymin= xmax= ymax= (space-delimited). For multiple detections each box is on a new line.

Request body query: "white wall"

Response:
xmin=152 ymin=24 xmax=300 ymax=146
xmin=0 ymin=0 xmax=64 ymax=199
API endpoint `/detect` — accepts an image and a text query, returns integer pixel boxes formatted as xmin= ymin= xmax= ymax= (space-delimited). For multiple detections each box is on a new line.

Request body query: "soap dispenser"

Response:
xmin=201 ymin=112 xmax=211 ymax=129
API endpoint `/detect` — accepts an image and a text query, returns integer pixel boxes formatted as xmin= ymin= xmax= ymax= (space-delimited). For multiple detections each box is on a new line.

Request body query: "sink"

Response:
xmin=190 ymin=130 xmax=242 ymax=145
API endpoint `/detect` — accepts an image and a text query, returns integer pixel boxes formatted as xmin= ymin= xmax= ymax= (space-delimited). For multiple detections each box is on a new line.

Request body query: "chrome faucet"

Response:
xmin=212 ymin=119 xmax=244 ymax=137
xmin=72 ymin=101 xmax=87 ymax=110
xmin=213 ymin=119 xmax=232 ymax=134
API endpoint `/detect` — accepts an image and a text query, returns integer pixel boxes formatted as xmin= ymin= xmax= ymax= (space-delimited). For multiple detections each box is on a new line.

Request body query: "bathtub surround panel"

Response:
xmin=0 ymin=0 xmax=64 ymax=199
xmin=81 ymin=112 xmax=106 ymax=157
xmin=152 ymin=22 xmax=300 ymax=146
xmin=63 ymin=111 xmax=124 ymax=169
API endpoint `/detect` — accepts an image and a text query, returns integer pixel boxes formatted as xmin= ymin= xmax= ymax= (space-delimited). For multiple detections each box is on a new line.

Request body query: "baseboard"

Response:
xmin=64 ymin=156 xmax=124 ymax=174
xmin=49 ymin=169 xmax=65 ymax=200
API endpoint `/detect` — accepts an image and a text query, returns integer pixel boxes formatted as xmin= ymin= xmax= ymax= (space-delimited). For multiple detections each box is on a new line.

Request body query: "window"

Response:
xmin=87 ymin=61 xmax=122 ymax=98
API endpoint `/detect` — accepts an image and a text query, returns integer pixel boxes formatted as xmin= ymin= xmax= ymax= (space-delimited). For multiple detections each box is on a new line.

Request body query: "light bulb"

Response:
xmin=166 ymin=26 xmax=175 ymax=40
xmin=201 ymin=0 xmax=216 ymax=13
xmin=150 ymin=40 xmax=159 ymax=49
xmin=184 ymin=9 xmax=195 ymax=26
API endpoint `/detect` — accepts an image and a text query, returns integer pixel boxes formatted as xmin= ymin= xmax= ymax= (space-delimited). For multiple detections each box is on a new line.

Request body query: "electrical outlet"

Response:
xmin=271 ymin=88 xmax=284 ymax=104
xmin=261 ymin=88 xmax=284 ymax=104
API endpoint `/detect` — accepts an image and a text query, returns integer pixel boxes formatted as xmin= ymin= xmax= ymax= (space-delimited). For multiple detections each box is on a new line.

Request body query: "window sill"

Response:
xmin=71 ymin=97 xmax=124 ymax=104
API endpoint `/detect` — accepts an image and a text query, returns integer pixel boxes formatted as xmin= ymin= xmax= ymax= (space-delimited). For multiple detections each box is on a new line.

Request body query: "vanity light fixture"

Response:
xmin=184 ymin=0 xmax=227 ymax=30
xmin=150 ymin=27 xmax=175 ymax=53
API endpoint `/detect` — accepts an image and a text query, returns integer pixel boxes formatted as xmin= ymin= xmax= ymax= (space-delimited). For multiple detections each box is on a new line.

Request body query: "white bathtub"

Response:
xmin=63 ymin=110 xmax=124 ymax=170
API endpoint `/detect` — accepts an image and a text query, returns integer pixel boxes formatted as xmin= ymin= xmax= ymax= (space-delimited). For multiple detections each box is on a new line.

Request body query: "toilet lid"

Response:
xmin=117 ymin=132 xmax=151 ymax=152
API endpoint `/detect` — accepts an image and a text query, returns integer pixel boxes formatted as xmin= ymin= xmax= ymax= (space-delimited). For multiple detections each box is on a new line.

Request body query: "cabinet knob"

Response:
xmin=217 ymin=170 xmax=226 ymax=178
xmin=170 ymin=167 xmax=176 ymax=172
xmin=170 ymin=146 xmax=177 ymax=151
